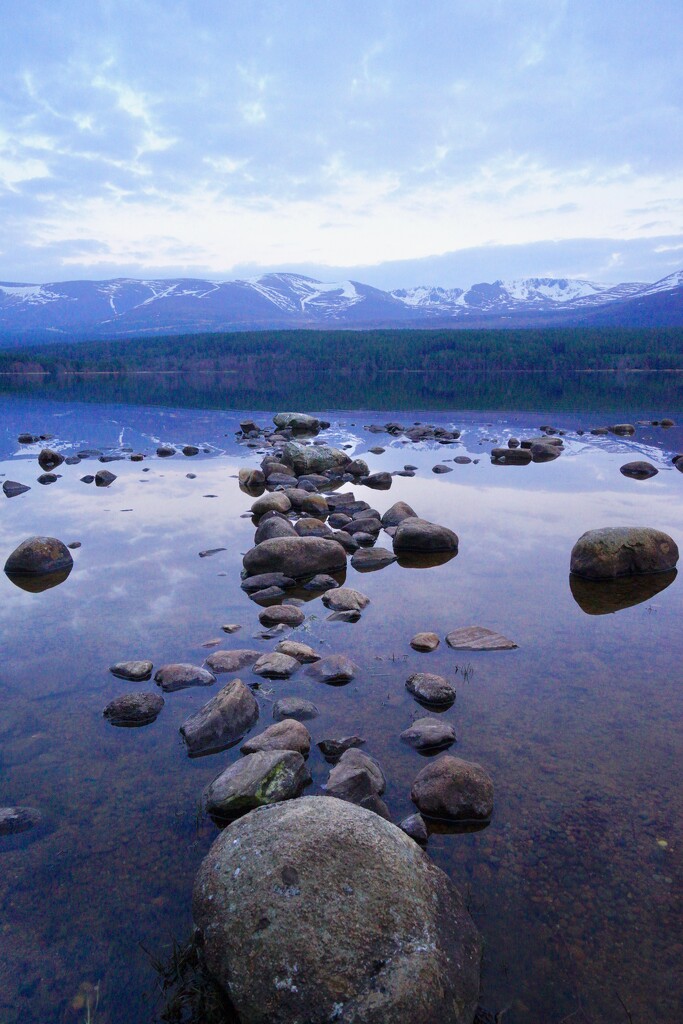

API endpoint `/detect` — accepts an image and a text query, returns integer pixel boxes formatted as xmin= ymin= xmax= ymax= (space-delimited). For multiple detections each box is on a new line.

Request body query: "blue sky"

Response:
xmin=1 ymin=0 xmax=682 ymax=286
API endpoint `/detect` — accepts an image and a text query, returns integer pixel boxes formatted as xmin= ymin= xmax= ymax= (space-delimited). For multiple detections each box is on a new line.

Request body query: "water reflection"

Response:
xmin=4 ymin=565 xmax=73 ymax=592
xmin=569 ymin=568 xmax=677 ymax=614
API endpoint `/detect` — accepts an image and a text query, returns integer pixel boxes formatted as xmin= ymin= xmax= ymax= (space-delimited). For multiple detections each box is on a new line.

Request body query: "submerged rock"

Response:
xmin=445 ymin=626 xmax=517 ymax=651
xmin=317 ymin=735 xmax=366 ymax=761
xmin=401 ymin=717 xmax=456 ymax=752
xmin=155 ymin=663 xmax=216 ymax=692
xmin=321 ymin=586 xmax=370 ymax=613
xmin=272 ymin=697 xmax=319 ymax=721
xmin=411 ymin=756 xmax=494 ymax=821
xmin=103 ymin=691 xmax=164 ymax=726
xmin=180 ymin=679 xmax=259 ymax=756
xmin=570 ymin=527 xmax=679 ymax=579
xmin=258 ymin=605 xmax=305 ymax=628
xmin=110 ymin=660 xmax=153 ymax=682
xmin=410 ymin=632 xmax=440 ymax=652
xmin=193 ymin=797 xmax=482 ymax=1024
xmin=307 ymin=654 xmax=358 ymax=685
xmin=406 ymin=672 xmax=456 ymax=707
xmin=0 ymin=806 xmax=43 ymax=836
xmin=205 ymin=650 xmax=260 ymax=674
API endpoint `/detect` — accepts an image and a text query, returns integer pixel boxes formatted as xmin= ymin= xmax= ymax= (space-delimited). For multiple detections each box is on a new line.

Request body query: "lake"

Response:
xmin=0 ymin=378 xmax=681 ymax=1024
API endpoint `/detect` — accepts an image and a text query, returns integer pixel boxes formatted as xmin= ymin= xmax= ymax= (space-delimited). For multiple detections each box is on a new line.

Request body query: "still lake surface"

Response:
xmin=0 ymin=373 xmax=681 ymax=1024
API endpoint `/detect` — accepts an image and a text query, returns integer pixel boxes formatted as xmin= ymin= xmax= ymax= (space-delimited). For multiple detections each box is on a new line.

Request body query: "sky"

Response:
xmin=1 ymin=0 xmax=682 ymax=288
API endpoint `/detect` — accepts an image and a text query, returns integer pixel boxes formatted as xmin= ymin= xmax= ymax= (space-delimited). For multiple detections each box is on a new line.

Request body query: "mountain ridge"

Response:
xmin=0 ymin=268 xmax=681 ymax=345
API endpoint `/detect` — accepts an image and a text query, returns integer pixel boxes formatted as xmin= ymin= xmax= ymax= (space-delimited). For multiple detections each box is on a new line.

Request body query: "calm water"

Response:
xmin=0 ymin=390 xmax=681 ymax=1024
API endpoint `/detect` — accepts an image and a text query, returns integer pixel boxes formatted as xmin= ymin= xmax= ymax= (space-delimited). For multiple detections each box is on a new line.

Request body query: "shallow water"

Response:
xmin=0 ymin=396 xmax=681 ymax=1024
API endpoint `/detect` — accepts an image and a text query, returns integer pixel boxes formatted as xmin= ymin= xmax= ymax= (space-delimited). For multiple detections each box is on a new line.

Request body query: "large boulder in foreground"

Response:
xmin=570 ymin=527 xmax=679 ymax=579
xmin=243 ymin=536 xmax=347 ymax=580
xmin=193 ymin=797 xmax=482 ymax=1024
xmin=4 ymin=536 xmax=73 ymax=578
xmin=393 ymin=517 xmax=458 ymax=554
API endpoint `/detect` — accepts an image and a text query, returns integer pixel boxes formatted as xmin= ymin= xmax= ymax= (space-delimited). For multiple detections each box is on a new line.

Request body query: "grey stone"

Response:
xmin=206 ymin=750 xmax=311 ymax=817
xmin=273 ymin=412 xmax=321 ymax=432
xmin=241 ymin=719 xmax=311 ymax=755
xmin=4 ymin=536 xmax=73 ymax=577
xmin=103 ymin=691 xmax=164 ymax=726
xmin=95 ymin=469 xmax=116 ymax=487
xmin=193 ymin=797 xmax=482 ymax=1024
xmin=272 ymin=697 xmax=320 ymax=721
xmin=280 ymin=441 xmax=349 ymax=475
xmin=445 ymin=626 xmax=517 ymax=651
xmin=317 ymin=735 xmax=366 ymax=761
xmin=393 ymin=517 xmax=458 ymax=554
xmin=254 ymin=517 xmax=298 ymax=543
xmin=241 ymin=573 xmax=296 ymax=594
xmin=350 ymin=546 xmax=397 ymax=571
xmin=410 ymin=632 xmax=440 ymax=652
xmin=258 ymin=605 xmax=305 ymax=628
xmin=243 ymin=536 xmax=347 ymax=580
xmin=38 ymin=448 xmax=64 ymax=471
xmin=252 ymin=652 xmax=300 ymax=679
xmin=0 ymin=806 xmax=43 ymax=836
xmin=302 ymin=573 xmax=339 ymax=592
xmin=110 ymin=660 xmax=153 ymax=682
xmin=411 ymin=756 xmax=494 ymax=821
xmin=570 ymin=527 xmax=679 ymax=579
xmin=381 ymin=501 xmax=419 ymax=529
xmin=307 ymin=654 xmax=358 ymax=684
xmin=321 ymin=586 xmax=370 ymax=613
xmin=362 ymin=471 xmax=393 ymax=489
xmin=180 ymin=679 xmax=259 ymax=755
xmin=401 ymin=717 xmax=456 ymax=751
xmin=205 ymin=650 xmax=260 ymax=673
xmin=620 ymin=461 xmax=659 ymax=480
xmin=275 ymin=639 xmax=320 ymax=663
xmin=406 ymin=672 xmax=456 ymax=707
xmin=3 ymin=480 xmax=31 ymax=498
xmin=398 ymin=812 xmax=429 ymax=845
xmin=154 ymin=663 xmax=217 ymax=692
xmin=251 ymin=492 xmax=292 ymax=517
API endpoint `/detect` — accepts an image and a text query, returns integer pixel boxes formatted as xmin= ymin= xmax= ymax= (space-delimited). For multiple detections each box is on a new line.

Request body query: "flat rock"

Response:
xmin=109 ymin=660 xmax=153 ymax=682
xmin=4 ymin=536 xmax=73 ymax=577
xmin=252 ymin=652 xmax=300 ymax=679
xmin=205 ymin=750 xmax=311 ymax=818
xmin=0 ymin=806 xmax=43 ymax=836
xmin=275 ymin=639 xmax=320 ymax=663
xmin=410 ymin=631 xmax=440 ymax=652
xmin=321 ymin=586 xmax=370 ymax=612
xmin=445 ymin=626 xmax=518 ymax=651
xmin=241 ymin=719 xmax=311 ymax=755
xmin=180 ymin=679 xmax=259 ymax=756
xmin=103 ymin=691 xmax=164 ymax=726
xmin=401 ymin=717 xmax=456 ymax=751
xmin=393 ymin=517 xmax=458 ymax=554
xmin=307 ymin=654 xmax=358 ymax=685
xmin=620 ymin=461 xmax=659 ymax=480
xmin=272 ymin=697 xmax=319 ymax=721
xmin=570 ymin=527 xmax=679 ymax=579
xmin=411 ymin=756 xmax=494 ymax=821
xmin=406 ymin=672 xmax=456 ymax=707
xmin=154 ymin=663 xmax=217 ymax=692
xmin=3 ymin=480 xmax=31 ymax=498
xmin=205 ymin=649 xmax=260 ymax=674
xmin=258 ymin=604 xmax=305 ymax=628
xmin=193 ymin=797 xmax=482 ymax=1024
xmin=350 ymin=546 xmax=397 ymax=571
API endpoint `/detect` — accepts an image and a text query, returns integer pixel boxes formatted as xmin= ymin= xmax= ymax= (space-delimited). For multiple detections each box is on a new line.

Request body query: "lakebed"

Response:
xmin=0 ymin=393 xmax=681 ymax=1024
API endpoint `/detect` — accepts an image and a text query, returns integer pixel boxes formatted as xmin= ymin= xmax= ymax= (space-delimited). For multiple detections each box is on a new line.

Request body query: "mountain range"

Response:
xmin=1 ymin=268 xmax=682 ymax=345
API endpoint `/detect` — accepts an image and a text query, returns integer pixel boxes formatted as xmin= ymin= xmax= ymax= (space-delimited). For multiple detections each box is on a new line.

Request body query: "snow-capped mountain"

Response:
xmin=0 ymin=268 xmax=681 ymax=345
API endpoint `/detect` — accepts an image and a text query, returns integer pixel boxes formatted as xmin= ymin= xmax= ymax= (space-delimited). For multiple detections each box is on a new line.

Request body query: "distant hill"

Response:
xmin=0 ymin=269 xmax=682 ymax=346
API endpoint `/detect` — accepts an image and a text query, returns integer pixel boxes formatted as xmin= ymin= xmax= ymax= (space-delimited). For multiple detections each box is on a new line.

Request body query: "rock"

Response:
xmin=0 ymin=806 xmax=43 ymax=836
xmin=432 ymin=464 xmax=452 ymax=474
xmin=267 ymin=473 xmax=299 ymax=488
xmin=620 ymin=461 xmax=659 ymax=480
xmin=398 ymin=812 xmax=428 ymax=845
xmin=298 ymin=492 xmax=330 ymax=517
xmin=250 ymin=586 xmax=286 ymax=603
xmin=401 ymin=717 xmax=456 ymax=751
xmin=294 ymin=517 xmax=332 ymax=538
xmin=252 ymin=652 xmax=300 ymax=679
xmin=661 ymin=418 xmax=675 ymax=427
xmin=3 ymin=479 xmax=31 ymax=498
xmin=37 ymin=473 xmax=59 ymax=485
xmin=205 ymin=650 xmax=261 ymax=674
xmin=241 ymin=719 xmax=311 ymax=755
xmin=393 ymin=517 xmax=458 ymax=554
xmin=4 ymin=536 xmax=73 ymax=578
xmin=251 ymin=492 xmax=292 ymax=518
xmin=17 ymin=433 xmax=39 ymax=444
xmin=240 ymin=419 xmax=261 ymax=434
xmin=95 ymin=469 xmax=116 ymax=487
xmin=180 ymin=679 xmax=259 ymax=756
xmin=272 ymin=697 xmax=319 ymax=721
xmin=81 ymin=475 xmax=95 ymax=484
xmin=411 ymin=756 xmax=494 ymax=821
xmin=37 ymin=448 xmax=64 ymax=471
xmin=193 ymin=797 xmax=482 ymax=1024
xmin=490 ymin=448 xmax=532 ymax=465
xmin=302 ymin=573 xmax=339 ymax=592
xmin=343 ymin=517 xmax=382 ymax=537
xmin=239 ymin=468 xmax=266 ymax=489
xmin=243 ymin=537 xmax=347 ymax=580
xmin=321 ymin=586 xmax=370 ymax=613
xmin=275 ymin=639 xmax=320 ymax=663
xmin=182 ymin=445 xmax=199 ymax=456
xmin=445 ymin=626 xmax=518 ymax=651
xmin=154 ymin=663 xmax=217 ymax=692
xmin=156 ymin=445 xmax=176 ymax=457
xmin=406 ymin=672 xmax=456 ymax=707
xmin=206 ymin=750 xmax=311 ymax=818
xmin=326 ymin=748 xmax=386 ymax=802
xmin=368 ymin=445 xmax=385 ymax=453
xmin=410 ymin=632 xmax=440 ymax=652
xmin=529 ymin=442 xmax=561 ymax=462
xmin=347 ymin=458 xmax=370 ymax=476
xmin=254 ymin=517 xmax=298 ymax=543
xmin=609 ymin=423 xmax=636 ymax=435
xmin=273 ymin=412 xmax=321 ymax=433
xmin=317 ymin=735 xmax=366 ymax=761
xmin=381 ymin=501 xmax=419 ymax=528
xmin=362 ymin=471 xmax=393 ymax=489
xmin=199 ymin=547 xmax=227 ymax=558
xmin=307 ymin=654 xmax=358 ymax=685
xmin=280 ymin=441 xmax=349 ymax=475
xmin=221 ymin=624 xmax=242 ymax=634
xmin=103 ymin=691 xmax=164 ymax=726
xmin=350 ymin=546 xmax=397 ymax=571
xmin=110 ymin=660 xmax=153 ymax=682
xmin=570 ymin=527 xmax=679 ymax=579
xmin=331 ymin=529 xmax=360 ymax=553
xmin=258 ymin=605 xmax=305 ymax=628
xmin=241 ymin=572 xmax=295 ymax=594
